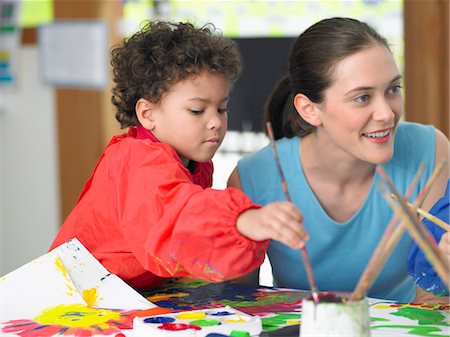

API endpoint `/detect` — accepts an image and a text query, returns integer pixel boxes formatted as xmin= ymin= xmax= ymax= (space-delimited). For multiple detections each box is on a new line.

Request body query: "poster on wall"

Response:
xmin=38 ymin=21 xmax=108 ymax=89
xmin=0 ymin=1 xmax=21 ymax=89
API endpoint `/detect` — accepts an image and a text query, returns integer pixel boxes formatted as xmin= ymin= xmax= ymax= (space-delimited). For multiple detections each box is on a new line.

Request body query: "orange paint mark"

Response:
xmin=133 ymin=307 xmax=175 ymax=317
xmin=82 ymin=287 xmax=99 ymax=307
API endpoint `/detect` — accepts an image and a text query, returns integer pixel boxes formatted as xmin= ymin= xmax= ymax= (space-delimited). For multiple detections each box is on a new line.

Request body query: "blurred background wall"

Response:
xmin=0 ymin=1 xmax=448 ymax=283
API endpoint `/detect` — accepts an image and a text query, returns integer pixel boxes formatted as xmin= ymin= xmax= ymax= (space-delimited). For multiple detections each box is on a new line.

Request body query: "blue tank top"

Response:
xmin=237 ymin=122 xmax=436 ymax=302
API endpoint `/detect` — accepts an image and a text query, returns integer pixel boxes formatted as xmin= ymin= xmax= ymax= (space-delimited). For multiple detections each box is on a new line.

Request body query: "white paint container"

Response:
xmin=300 ymin=293 xmax=370 ymax=337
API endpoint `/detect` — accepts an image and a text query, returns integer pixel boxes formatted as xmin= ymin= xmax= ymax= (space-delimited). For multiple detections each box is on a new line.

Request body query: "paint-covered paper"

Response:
xmin=1 ymin=238 xmax=156 ymax=336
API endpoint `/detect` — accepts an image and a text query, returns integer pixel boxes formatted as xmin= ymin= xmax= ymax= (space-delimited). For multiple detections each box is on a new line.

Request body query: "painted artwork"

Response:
xmin=0 ymin=238 xmax=171 ymax=337
xmin=2 ymin=249 xmax=448 ymax=337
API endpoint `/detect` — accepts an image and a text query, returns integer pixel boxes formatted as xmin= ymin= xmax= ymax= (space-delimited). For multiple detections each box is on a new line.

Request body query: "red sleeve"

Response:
xmin=110 ymin=139 xmax=268 ymax=281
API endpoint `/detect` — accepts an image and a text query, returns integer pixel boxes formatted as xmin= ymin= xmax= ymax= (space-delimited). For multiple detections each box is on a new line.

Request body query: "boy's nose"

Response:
xmin=207 ymin=113 xmax=223 ymax=129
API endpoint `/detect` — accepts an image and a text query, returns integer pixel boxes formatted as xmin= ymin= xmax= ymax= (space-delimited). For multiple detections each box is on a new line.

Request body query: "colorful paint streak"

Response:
xmin=143 ymin=279 xmax=305 ymax=316
xmin=261 ymin=313 xmax=301 ymax=331
xmin=371 ymin=325 xmax=448 ymax=337
xmin=391 ymin=307 xmax=448 ymax=326
xmin=370 ymin=302 xmax=449 ymax=337
xmin=1 ymin=305 xmax=173 ymax=337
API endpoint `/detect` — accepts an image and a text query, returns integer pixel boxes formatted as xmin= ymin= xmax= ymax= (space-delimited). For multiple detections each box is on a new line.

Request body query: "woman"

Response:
xmin=228 ymin=17 xmax=449 ymax=303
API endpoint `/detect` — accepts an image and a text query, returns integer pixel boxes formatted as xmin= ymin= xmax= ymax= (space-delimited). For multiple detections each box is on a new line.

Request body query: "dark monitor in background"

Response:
xmin=228 ymin=37 xmax=294 ymax=133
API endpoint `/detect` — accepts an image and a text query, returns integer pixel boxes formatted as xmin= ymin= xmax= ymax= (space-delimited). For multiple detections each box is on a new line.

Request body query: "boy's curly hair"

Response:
xmin=111 ymin=21 xmax=242 ymax=128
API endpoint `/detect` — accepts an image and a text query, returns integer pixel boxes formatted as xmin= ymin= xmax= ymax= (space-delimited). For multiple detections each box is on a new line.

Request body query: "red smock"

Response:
xmin=49 ymin=126 xmax=268 ymax=289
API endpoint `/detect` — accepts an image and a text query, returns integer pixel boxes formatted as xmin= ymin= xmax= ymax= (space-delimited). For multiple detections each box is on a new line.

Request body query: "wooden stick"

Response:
xmin=390 ymin=194 xmax=450 ymax=232
xmin=266 ymin=122 xmax=319 ymax=303
xmin=377 ymin=167 xmax=449 ymax=285
xmin=349 ymin=161 xmax=446 ymax=301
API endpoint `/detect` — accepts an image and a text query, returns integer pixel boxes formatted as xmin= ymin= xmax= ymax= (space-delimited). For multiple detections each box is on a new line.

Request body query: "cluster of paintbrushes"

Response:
xmin=350 ymin=161 xmax=449 ymax=301
xmin=266 ymin=121 xmax=449 ymax=303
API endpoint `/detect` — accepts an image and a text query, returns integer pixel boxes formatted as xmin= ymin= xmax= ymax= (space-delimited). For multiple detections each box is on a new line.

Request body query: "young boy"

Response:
xmin=49 ymin=21 xmax=307 ymax=290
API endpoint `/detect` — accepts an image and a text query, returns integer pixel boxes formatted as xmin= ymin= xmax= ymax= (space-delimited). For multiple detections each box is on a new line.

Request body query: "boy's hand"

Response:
xmin=236 ymin=202 xmax=308 ymax=249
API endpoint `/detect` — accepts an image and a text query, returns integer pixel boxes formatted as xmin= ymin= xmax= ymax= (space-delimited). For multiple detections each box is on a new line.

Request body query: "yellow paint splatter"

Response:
xmin=54 ymin=257 xmax=76 ymax=296
xmin=285 ymin=319 xmax=300 ymax=325
xmin=147 ymin=292 xmax=187 ymax=302
xmin=34 ymin=304 xmax=121 ymax=328
xmin=374 ymin=304 xmax=399 ymax=309
xmin=82 ymin=287 xmax=99 ymax=307
xmin=225 ymin=315 xmax=247 ymax=323
xmin=176 ymin=312 xmax=206 ymax=320
xmin=54 ymin=257 xmax=69 ymax=280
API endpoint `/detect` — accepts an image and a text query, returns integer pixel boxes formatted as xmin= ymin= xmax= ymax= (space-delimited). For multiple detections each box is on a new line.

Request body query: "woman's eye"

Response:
xmin=389 ymin=85 xmax=402 ymax=95
xmin=355 ymin=94 xmax=370 ymax=103
xmin=218 ymin=108 xmax=228 ymax=114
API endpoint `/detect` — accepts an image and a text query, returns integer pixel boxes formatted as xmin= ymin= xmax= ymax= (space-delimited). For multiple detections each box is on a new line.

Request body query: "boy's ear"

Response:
xmin=293 ymin=93 xmax=322 ymax=127
xmin=136 ymin=98 xmax=156 ymax=130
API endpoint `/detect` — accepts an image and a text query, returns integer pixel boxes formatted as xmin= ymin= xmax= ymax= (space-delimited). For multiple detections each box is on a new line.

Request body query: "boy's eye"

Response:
xmin=189 ymin=109 xmax=204 ymax=114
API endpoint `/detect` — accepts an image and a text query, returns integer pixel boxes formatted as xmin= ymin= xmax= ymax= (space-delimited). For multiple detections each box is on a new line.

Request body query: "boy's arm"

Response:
xmin=118 ymin=143 xmax=269 ymax=282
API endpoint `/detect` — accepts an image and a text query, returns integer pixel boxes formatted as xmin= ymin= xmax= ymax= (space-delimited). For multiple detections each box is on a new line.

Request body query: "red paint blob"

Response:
xmin=308 ymin=292 xmax=347 ymax=303
xmin=158 ymin=323 xmax=202 ymax=331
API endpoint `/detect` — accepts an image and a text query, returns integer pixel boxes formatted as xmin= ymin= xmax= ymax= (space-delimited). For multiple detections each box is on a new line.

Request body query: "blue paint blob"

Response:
xmin=210 ymin=311 xmax=233 ymax=316
xmin=143 ymin=316 xmax=176 ymax=324
xmin=205 ymin=334 xmax=229 ymax=337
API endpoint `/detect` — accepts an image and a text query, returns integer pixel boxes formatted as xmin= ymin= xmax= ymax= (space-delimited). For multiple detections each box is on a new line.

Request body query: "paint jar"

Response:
xmin=300 ymin=292 xmax=370 ymax=337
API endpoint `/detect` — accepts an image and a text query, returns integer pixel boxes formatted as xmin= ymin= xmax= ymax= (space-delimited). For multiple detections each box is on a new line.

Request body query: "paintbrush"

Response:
xmin=390 ymin=193 xmax=450 ymax=232
xmin=349 ymin=161 xmax=446 ymax=301
xmin=377 ymin=167 xmax=449 ymax=285
xmin=266 ymin=122 xmax=320 ymax=303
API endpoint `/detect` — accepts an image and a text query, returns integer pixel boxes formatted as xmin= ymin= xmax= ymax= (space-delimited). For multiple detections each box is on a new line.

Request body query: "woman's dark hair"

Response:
xmin=111 ymin=21 xmax=242 ymax=128
xmin=264 ymin=17 xmax=390 ymax=139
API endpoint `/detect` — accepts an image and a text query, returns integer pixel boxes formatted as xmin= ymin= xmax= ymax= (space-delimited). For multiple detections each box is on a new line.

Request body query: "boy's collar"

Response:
xmin=134 ymin=125 xmax=160 ymax=142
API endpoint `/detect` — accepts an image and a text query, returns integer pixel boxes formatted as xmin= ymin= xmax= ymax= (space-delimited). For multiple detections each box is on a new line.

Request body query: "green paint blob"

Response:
xmin=370 ymin=317 xmax=390 ymax=322
xmin=261 ymin=313 xmax=301 ymax=326
xmin=219 ymin=292 xmax=302 ymax=308
xmin=230 ymin=330 xmax=251 ymax=337
xmin=262 ymin=325 xmax=282 ymax=331
xmin=190 ymin=319 xmax=220 ymax=327
xmin=392 ymin=307 xmax=449 ymax=326
xmin=372 ymin=324 xmax=449 ymax=337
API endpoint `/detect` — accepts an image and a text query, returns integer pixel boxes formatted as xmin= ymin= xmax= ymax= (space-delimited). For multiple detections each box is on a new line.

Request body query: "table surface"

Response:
xmin=139 ymin=278 xmax=450 ymax=336
xmin=1 ymin=278 xmax=449 ymax=337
